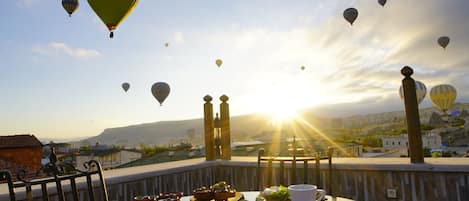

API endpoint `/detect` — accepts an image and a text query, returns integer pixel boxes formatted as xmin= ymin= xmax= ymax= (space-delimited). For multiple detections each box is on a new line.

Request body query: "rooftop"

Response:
xmin=0 ymin=134 xmax=42 ymax=149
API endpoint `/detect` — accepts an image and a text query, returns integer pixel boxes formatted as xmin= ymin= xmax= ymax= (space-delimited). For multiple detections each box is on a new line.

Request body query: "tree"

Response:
xmin=359 ymin=136 xmax=383 ymax=147
xmin=80 ymin=146 xmax=91 ymax=151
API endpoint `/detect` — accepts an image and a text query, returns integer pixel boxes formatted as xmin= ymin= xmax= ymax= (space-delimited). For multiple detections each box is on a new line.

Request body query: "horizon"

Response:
xmin=2 ymin=0 xmax=469 ymax=139
xmin=37 ymin=101 xmax=469 ymax=142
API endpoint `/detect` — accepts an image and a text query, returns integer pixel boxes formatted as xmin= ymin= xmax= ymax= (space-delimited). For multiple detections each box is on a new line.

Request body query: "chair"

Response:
xmin=0 ymin=150 xmax=109 ymax=201
xmin=257 ymin=147 xmax=333 ymax=192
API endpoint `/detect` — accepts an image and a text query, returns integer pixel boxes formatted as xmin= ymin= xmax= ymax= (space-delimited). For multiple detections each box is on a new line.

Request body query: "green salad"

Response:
xmin=261 ymin=186 xmax=289 ymax=201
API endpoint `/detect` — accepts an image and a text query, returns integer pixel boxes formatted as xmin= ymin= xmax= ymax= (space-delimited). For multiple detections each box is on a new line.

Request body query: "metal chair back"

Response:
xmin=0 ymin=160 xmax=109 ymax=201
xmin=257 ymin=147 xmax=333 ymax=193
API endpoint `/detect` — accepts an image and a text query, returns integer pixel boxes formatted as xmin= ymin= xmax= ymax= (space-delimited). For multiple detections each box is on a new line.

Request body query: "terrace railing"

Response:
xmin=1 ymin=157 xmax=469 ymax=201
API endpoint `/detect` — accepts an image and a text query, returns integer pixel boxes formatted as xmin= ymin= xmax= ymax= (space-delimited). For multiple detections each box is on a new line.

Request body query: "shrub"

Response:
xmin=432 ymin=152 xmax=442 ymax=158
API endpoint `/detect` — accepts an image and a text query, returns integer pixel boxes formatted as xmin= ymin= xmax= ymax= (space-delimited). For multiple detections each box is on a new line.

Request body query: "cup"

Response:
xmin=288 ymin=184 xmax=325 ymax=201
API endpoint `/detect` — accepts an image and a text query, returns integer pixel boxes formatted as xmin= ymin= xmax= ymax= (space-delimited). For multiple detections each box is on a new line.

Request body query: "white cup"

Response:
xmin=288 ymin=184 xmax=325 ymax=201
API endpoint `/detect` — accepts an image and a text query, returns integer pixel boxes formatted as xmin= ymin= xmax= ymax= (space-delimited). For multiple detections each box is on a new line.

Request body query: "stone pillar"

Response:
xmin=220 ymin=95 xmax=232 ymax=160
xmin=203 ymin=95 xmax=215 ymax=161
xmin=401 ymin=66 xmax=424 ymax=163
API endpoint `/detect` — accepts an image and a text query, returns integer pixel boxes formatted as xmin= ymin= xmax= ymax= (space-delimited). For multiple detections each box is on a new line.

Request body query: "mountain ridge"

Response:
xmin=76 ymin=102 xmax=469 ymax=148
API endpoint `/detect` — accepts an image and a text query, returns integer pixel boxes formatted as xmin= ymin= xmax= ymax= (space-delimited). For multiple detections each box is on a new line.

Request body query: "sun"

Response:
xmin=264 ymin=106 xmax=298 ymax=124
xmin=243 ymin=72 xmax=328 ymax=125
xmin=255 ymin=93 xmax=301 ymax=125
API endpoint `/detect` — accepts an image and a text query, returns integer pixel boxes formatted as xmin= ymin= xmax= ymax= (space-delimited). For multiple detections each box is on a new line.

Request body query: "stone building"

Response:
xmin=381 ymin=133 xmax=442 ymax=155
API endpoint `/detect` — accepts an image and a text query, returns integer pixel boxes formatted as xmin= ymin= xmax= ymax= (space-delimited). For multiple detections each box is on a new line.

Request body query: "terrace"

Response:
xmin=2 ymin=68 xmax=469 ymax=201
xmin=2 ymin=157 xmax=469 ymax=201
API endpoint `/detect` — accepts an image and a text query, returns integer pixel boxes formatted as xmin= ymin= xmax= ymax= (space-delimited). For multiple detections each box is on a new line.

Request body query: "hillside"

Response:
xmin=78 ymin=103 xmax=469 ymax=148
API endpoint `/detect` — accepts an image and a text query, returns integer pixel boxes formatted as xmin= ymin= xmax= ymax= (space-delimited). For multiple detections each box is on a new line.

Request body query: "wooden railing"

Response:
xmin=1 ymin=157 xmax=469 ymax=201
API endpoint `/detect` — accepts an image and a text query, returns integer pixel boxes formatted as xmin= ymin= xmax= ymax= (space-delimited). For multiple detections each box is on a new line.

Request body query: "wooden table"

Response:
xmin=180 ymin=191 xmax=354 ymax=201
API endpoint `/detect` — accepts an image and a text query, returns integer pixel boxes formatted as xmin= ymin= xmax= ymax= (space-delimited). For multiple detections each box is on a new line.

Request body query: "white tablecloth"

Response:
xmin=180 ymin=191 xmax=354 ymax=201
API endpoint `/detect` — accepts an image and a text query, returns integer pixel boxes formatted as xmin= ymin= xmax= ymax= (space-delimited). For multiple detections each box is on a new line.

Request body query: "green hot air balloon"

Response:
xmin=151 ymin=82 xmax=170 ymax=106
xmin=62 ymin=0 xmax=79 ymax=17
xmin=87 ymin=0 xmax=139 ymax=38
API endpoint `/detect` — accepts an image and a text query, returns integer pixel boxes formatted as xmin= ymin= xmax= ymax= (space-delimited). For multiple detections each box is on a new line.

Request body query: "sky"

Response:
xmin=1 ymin=0 xmax=469 ymax=139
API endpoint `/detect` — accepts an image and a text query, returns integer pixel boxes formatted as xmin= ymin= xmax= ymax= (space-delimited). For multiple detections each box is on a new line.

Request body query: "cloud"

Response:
xmin=32 ymin=42 xmax=101 ymax=59
xmin=181 ymin=0 xmax=469 ymax=110
xmin=16 ymin=0 xmax=40 ymax=7
xmin=173 ymin=32 xmax=184 ymax=44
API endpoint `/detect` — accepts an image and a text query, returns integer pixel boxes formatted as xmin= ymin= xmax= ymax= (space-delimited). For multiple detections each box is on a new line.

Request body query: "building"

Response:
xmin=43 ymin=142 xmax=74 ymax=154
xmin=381 ymin=133 xmax=442 ymax=155
xmin=0 ymin=135 xmax=43 ymax=177
xmin=76 ymin=148 xmax=142 ymax=170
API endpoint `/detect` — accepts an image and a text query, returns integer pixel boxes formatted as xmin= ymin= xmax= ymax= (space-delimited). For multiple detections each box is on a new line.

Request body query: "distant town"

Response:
xmin=2 ymin=103 xmax=468 ymax=180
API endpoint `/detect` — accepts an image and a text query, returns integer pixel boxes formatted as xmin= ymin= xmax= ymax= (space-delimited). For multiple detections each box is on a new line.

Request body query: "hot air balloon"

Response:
xmin=399 ymin=80 xmax=427 ymax=104
xmin=216 ymin=59 xmax=223 ymax=68
xmin=343 ymin=8 xmax=358 ymax=26
xmin=430 ymin=84 xmax=457 ymax=114
xmin=378 ymin=0 xmax=387 ymax=7
xmin=301 ymin=66 xmax=305 ymax=71
xmin=437 ymin=36 xmax=450 ymax=49
xmin=122 ymin=82 xmax=130 ymax=92
xmin=151 ymin=82 xmax=170 ymax=106
xmin=62 ymin=0 xmax=79 ymax=17
xmin=87 ymin=0 xmax=139 ymax=38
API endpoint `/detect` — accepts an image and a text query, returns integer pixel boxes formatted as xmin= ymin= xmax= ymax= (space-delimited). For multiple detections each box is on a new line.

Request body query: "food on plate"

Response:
xmin=259 ymin=186 xmax=289 ymax=201
xmin=133 ymin=196 xmax=155 ymax=201
xmin=193 ymin=186 xmax=214 ymax=200
xmin=157 ymin=192 xmax=183 ymax=200
xmin=193 ymin=181 xmax=236 ymax=200
xmin=211 ymin=181 xmax=236 ymax=200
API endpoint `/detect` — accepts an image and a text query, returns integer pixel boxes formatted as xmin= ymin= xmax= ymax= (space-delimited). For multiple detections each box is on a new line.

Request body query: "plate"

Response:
xmin=256 ymin=189 xmax=326 ymax=201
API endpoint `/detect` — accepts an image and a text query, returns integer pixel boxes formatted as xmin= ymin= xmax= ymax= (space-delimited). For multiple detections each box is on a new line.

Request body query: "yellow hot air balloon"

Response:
xmin=430 ymin=84 xmax=457 ymax=114
xmin=62 ymin=0 xmax=79 ymax=17
xmin=216 ymin=59 xmax=223 ymax=68
xmin=87 ymin=0 xmax=139 ymax=38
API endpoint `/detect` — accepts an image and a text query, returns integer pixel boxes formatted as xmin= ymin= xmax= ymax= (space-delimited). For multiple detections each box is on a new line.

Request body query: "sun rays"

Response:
xmin=251 ymin=110 xmax=349 ymax=156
